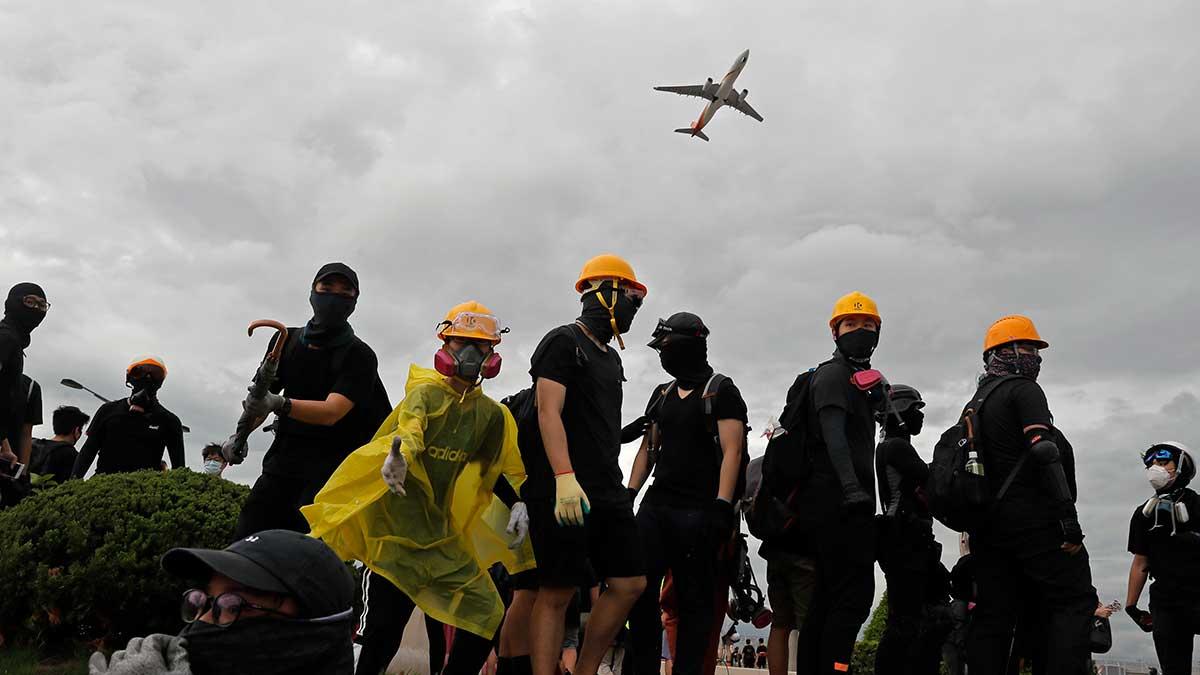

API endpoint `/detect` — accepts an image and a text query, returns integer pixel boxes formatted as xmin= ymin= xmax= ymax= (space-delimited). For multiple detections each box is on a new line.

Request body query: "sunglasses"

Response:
xmin=22 ymin=295 xmax=49 ymax=312
xmin=181 ymin=588 xmax=291 ymax=628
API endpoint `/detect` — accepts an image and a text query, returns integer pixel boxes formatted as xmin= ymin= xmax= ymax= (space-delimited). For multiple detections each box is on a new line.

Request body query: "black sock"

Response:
xmin=513 ymin=654 xmax=533 ymax=675
xmin=497 ymin=657 xmax=514 ymax=675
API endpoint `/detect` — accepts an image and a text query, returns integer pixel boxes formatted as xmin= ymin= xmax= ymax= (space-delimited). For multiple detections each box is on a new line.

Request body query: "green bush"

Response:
xmin=0 ymin=470 xmax=248 ymax=649
xmin=851 ymin=594 xmax=888 ymax=674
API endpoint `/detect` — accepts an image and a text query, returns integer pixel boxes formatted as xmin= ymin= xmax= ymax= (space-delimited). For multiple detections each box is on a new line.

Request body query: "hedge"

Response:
xmin=0 ymin=470 xmax=248 ymax=649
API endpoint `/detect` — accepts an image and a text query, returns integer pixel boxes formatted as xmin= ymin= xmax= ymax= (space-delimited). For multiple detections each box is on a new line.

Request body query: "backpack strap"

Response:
xmin=966 ymin=375 xmax=1032 ymax=508
xmin=645 ymin=380 xmax=676 ymax=473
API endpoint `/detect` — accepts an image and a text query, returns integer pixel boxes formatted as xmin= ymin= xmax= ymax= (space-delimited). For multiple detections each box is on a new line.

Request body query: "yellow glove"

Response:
xmin=554 ymin=472 xmax=591 ymax=527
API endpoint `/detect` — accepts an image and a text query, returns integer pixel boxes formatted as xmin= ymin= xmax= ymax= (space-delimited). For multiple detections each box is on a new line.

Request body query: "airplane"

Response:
xmin=654 ymin=49 xmax=763 ymax=142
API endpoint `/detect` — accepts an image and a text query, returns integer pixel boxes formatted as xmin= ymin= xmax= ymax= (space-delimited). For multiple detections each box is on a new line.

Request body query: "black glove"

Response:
xmin=621 ymin=416 xmax=652 ymax=445
xmin=710 ymin=498 xmax=736 ymax=544
xmin=843 ymin=485 xmax=874 ymax=516
xmin=1060 ymin=518 xmax=1085 ymax=546
xmin=1125 ymin=605 xmax=1153 ymax=633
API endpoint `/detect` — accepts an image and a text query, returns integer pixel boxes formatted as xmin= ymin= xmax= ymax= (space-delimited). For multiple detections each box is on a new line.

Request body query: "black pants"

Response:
xmin=355 ymin=570 xmax=494 ymax=675
xmin=965 ymin=534 xmax=1096 ymax=675
xmin=941 ymin=601 xmax=969 ymax=675
xmin=628 ymin=502 xmax=716 ymax=675
xmin=234 ymin=471 xmax=325 ymax=537
xmin=796 ymin=512 xmax=875 ymax=675
xmin=1151 ymin=601 xmax=1200 ymax=675
xmin=875 ymin=569 xmax=947 ymax=675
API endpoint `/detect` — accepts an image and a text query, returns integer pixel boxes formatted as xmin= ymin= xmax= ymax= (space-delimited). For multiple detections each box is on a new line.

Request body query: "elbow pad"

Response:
xmin=1030 ymin=438 xmax=1072 ymax=503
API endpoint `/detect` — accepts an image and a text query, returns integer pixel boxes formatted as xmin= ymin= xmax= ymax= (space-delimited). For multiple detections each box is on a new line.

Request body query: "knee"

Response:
xmin=535 ymin=586 xmax=574 ymax=611
xmin=607 ymin=576 xmax=648 ymax=601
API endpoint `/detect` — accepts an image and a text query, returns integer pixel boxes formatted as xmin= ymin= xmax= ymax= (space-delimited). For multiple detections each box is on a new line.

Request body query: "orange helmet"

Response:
xmin=829 ymin=291 xmax=881 ymax=330
xmin=575 ymin=254 xmax=647 ymax=295
xmin=983 ymin=315 xmax=1048 ymax=353
xmin=436 ymin=301 xmax=505 ymax=344
xmin=126 ymin=355 xmax=167 ymax=379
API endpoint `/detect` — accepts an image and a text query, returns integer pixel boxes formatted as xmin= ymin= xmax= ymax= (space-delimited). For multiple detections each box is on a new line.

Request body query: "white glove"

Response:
xmin=382 ymin=436 xmax=408 ymax=496
xmin=89 ymin=634 xmax=190 ymax=674
xmin=506 ymin=502 xmax=530 ymax=549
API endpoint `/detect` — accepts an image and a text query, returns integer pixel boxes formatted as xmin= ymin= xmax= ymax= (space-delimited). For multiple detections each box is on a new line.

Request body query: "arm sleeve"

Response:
xmin=1128 ymin=508 xmax=1149 ymax=555
xmin=72 ymin=408 xmax=108 ymax=478
xmin=529 ymin=332 xmax=577 ymax=387
xmin=887 ymin=441 xmax=929 ymax=484
xmin=714 ymin=381 xmax=749 ymax=423
xmin=330 ymin=345 xmax=378 ymax=405
xmin=492 ymin=474 xmax=520 ymax=508
xmin=166 ymin=414 xmax=185 ymax=469
xmin=818 ymin=406 xmax=861 ymax=493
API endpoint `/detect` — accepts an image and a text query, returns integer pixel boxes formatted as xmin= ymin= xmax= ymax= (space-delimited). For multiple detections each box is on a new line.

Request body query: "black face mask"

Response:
xmin=579 ymin=291 xmax=616 ymax=343
xmin=182 ymin=615 xmax=354 ymax=675
xmin=303 ymin=291 xmax=357 ymax=348
xmin=3 ymin=282 xmax=47 ymax=338
xmin=896 ymin=408 xmax=924 ymax=436
xmin=612 ymin=292 xmax=640 ymax=335
xmin=835 ymin=328 xmax=879 ymax=362
xmin=658 ymin=337 xmax=713 ymax=389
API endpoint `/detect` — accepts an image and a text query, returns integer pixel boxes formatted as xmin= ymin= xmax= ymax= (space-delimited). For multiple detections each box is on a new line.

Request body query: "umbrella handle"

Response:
xmin=248 ymin=319 xmax=289 ymax=361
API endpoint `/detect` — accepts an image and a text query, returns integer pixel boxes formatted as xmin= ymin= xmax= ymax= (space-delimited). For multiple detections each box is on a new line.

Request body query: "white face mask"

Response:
xmin=1148 ymin=464 xmax=1175 ymax=491
xmin=202 ymin=459 xmax=224 ymax=476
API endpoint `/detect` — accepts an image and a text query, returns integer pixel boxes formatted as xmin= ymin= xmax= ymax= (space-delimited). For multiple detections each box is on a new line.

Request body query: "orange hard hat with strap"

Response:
xmin=436 ymin=301 xmax=506 ymax=344
xmin=127 ymin=355 xmax=168 ymax=379
xmin=829 ymin=291 xmax=881 ymax=330
xmin=983 ymin=315 xmax=1048 ymax=353
xmin=575 ymin=254 xmax=647 ymax=350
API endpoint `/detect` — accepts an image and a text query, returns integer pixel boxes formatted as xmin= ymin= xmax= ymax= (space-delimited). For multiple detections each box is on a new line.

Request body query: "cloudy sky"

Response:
xmin=4 ymin=0 xmax=1198 ymax=663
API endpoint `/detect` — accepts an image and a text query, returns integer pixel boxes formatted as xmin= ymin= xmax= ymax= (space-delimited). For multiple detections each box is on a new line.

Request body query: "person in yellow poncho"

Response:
xmin=302 ymin=302 xmax=535 ymax=675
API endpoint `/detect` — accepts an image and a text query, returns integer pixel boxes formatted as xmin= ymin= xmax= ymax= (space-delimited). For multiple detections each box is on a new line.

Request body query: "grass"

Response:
xmin=0 ymin=646 xmax=89 ymax=675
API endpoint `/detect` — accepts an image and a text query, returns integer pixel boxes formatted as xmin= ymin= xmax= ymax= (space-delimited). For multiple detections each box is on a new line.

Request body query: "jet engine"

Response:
xmin=705 ymin=77 xmax=714 ymax=93
xmin=741 ymin=89 xmax=749 ymax=101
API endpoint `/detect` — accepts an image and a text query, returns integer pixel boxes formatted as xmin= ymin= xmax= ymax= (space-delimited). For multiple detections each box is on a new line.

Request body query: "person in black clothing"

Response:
xmin=232 ymin=262 xmax=389 ymax=537
xmin=874 ymin=384 xmax=950 ymax=675
xmin=525 ymin=254 xmax=648 ymax=675
xmin=72 ymin=356 xmax=185 ymax=478
xmin=29 ymin=405 xmax=90 ymax=484
xmin=788 ymin=291 xmax=884 ymax=675
xmin=1126 ymin=441 xmax=1200 ymax=675
xmin=0 ymin=282 xmax=48 ymax=468
xmin=626 ymin=313 xmax=748 ymax=675
xmin=741 ymin=640 xmax=755 ymax=669
xmin=964 ymin=315 xmax=1096 ymax=674
xmin=0 ymin=375 xmax=43 ymax=507
xmin=942 ymin=535 xmax=975 ymax=675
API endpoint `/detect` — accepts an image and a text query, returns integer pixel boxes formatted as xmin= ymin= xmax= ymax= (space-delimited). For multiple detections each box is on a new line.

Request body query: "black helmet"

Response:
xmin=648 ymin=312 xmax=709 ymax=349
xmin=887 ymin=384 xmax=924 ymax=414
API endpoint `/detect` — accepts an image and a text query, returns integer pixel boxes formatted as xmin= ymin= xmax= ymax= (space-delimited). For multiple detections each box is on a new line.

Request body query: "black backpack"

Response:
xmin=644 ymin=373 xmax=751 ymax=501
xmin=926 ymin=374 xmax=1031 ymax=532
xmin=745 ymin=362 xmax=828 ymax=540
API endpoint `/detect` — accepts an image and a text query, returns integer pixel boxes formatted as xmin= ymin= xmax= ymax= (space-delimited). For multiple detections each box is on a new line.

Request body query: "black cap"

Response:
xmin=887 ymin=384 xmax=925 ymax=414
xmin=162 ymin=529 xmax=354 ymax=619
xmin=313 ymin=262 xmax=360 ymax=295
xmin=648 ymin=311 xmax=710 ymax=349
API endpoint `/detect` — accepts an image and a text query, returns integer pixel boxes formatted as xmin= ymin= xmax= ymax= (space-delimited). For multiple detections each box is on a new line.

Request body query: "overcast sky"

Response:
xmin=4 ymin=0 xmax=1198 ymax=663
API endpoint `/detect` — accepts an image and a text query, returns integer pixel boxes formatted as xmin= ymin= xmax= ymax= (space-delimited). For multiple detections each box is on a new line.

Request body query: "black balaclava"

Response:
xmin=578 ymin=280 xmax=640 ymax=344
xmin=182 ymin=615 xmax=354 ymax=675
xmin=984 ymin=344 xmax=1042 ymax=380
xmin=303 ymin=263 xmax=358 ymax=348
xmin=659 ymin=336 xmax=713 ymax=389
xmin=3 ymin=282 xmax=47 ymax=340
xmin=127 ymin=367 xmax=165 ymax=410
xmin=884 ymin=407 xmax=924 ymax=438
xmin=834 ymin=326 xmax=878 ymax=364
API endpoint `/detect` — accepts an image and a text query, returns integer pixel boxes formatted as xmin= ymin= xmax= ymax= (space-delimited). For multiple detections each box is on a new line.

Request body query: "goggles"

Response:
xmin=438 ymin=312 xmax=507 ymax=343
xmin=1144 ymin=447 xmax=1177 ymax=467
xmin=22 ymin=295 xmax=49 ymax=312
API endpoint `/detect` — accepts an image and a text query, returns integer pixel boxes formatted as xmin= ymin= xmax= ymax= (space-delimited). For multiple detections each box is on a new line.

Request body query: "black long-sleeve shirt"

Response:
xmin=72 ymin=399 xmax=184 ymax=478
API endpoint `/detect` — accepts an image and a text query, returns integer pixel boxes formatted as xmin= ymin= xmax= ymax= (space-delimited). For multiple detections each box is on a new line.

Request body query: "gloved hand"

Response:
xmin=506 ymin=502 xmax=530 ymax=549
xmin=89 ymin=634 xmax=190 ymax=674
xmin=842 ymin=485 xmax=874 ymax=515
xmin=243 ymin=388 xmax=287 ymax=419
xmin=621 ymin=416 xmax=652 ymax=445
xmin=1125 ymin=605 xmax=1154 ymax=633
xmin=710 ymin=498 xmax=736 ymax=544
xmin=220 ymin=433 xmax=246 ymax=465
xmin=382 ymin=436 xmax=408 ymax=496
xmin=554 ymin=472 xmax=590 ymax=527
xmin=1060 ymin=518 xmax=1085 ymax=546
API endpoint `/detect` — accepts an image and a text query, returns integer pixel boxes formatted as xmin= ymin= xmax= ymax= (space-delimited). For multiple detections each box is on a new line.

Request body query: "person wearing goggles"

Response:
xmin=0 ymin=282 xmax=48 ymax=468
xmin=87 ymin=529 xmax=356 ymax=674
xmin=303 ymin=301 xmax=534 ymax=675
xmin=1126 ymin=442 xmax=1200 ymax=674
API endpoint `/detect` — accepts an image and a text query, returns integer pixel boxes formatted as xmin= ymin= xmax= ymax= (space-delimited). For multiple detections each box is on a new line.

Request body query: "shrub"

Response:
xmin=851 ymin=593 xmax=889 ymax=674
xmin=0 ymin=470 xmax=248 ymax=649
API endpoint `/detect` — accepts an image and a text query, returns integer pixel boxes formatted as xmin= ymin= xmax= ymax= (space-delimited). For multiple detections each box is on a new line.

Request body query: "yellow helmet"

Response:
xmin=829 ymin=291 xmax=881 ymax=330
xmin=126 ymin=355 xmax=167 ymax=379
xmin=983 ymin=315 xmax=1048 ymax=353
xmin=436 ymin=301 xmax=505 ymax=344
xmin=575 ymin=254 xmax=648 ymax=295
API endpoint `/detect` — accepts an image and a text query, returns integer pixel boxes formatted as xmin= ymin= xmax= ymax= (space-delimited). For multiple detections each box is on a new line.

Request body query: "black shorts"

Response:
xmin=528 ymin=499 xmax=645 ymax=588
xmin=511 ymin=569 xmax=540 ymax=591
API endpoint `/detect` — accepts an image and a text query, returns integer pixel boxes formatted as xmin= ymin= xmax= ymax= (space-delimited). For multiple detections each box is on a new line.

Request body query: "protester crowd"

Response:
xmin=1 ymin=255 xmax=1197 ymax=675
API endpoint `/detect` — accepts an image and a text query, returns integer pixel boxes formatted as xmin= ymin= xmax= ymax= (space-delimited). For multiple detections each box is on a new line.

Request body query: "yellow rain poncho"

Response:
xmin=302 ymin=365 xmax=535 ymax=638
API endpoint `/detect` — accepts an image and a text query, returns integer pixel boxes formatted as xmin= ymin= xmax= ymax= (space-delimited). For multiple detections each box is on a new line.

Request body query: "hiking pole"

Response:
xmin=221 ymin=320 xmax=288 ymax=465
xmin=61 ymin=378 xmax=191 ymax=433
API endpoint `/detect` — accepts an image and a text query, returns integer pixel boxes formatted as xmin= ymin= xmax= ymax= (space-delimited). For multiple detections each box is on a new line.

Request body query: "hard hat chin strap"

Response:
xmin=594 ymin=283 xmax=626 ymax=350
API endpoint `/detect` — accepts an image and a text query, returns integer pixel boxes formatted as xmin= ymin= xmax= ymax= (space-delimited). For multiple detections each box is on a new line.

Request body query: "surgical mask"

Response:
xmin=308 ymin=291 xmax=356 ymax=329
xmin=835 ymin=328 xmax=878 ymax=362
xmin=1148 ymin=464 xmax=1176 ymax=491
xmin=203 ymin=459 xmax=224 ymax=475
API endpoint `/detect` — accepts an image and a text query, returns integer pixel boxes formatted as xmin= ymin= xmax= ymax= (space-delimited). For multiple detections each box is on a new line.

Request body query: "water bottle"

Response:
xmin=965 ymin=450 xmax=985 ymax=477
xmin=964 ymin=449 xmax=987 ymax=506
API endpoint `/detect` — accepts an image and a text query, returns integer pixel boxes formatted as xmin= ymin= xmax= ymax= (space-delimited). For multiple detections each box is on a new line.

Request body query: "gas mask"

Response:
xmin=127 ymin=370 xmax=163 ymax=410
xmin=434 ymin=343 xmax=502 ymax=383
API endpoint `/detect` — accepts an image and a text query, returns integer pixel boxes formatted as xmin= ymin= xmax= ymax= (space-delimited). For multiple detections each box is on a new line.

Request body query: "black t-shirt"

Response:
xmin=29 ymin=439 xmax=76 ymax=484
xmin=0 ymin=322 xmax=26 ymax=445
xmin=1128 ymin=489 xmax=1200 ymax=601
xmin=741 ymin=645 xmax=755 ymax=663
xmin=800 ymin=356 xmax=877 ymax=513
xmin=263 ymin=331 xmax=384 ymax=480
xmin=643 ymin=378 xmax=748 ymax=507
xmin=525 ymin=324 xmax=626 ymax=506
xmin=7 ymin=375 xmax=42 ymax=450
xmin=973 ymin=376 xmax=1070 ymax=535
xmin=75 ymin=399 xmax=185 ymax=476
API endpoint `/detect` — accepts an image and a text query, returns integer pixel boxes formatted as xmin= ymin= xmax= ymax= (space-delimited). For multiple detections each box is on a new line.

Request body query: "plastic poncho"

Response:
xmin=302 ymin=365 xmax=535 ymax=638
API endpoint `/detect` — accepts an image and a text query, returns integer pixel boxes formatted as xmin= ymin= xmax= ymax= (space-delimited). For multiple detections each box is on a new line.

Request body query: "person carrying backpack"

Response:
xmin=625 ymin=312 xmax=749 ymax=675
xmin=233 ymin=263 xmax=391 ymax=536
xmin=961 ymin=315 xmax=1097 ymax=674
xmin=1125 ymin=442 xmax=1200 ymax=675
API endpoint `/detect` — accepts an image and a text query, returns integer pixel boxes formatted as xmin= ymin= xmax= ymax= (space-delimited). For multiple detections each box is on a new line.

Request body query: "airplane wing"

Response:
xmin=732 ymin=99 xmax=764 ymax=122
xmin=653 ymin=85 xmax=715 ymax=101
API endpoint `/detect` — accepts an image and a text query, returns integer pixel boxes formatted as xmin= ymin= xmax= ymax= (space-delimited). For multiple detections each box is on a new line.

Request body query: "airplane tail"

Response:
xmin=674 ymin=127 xmax=710 ymax=142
